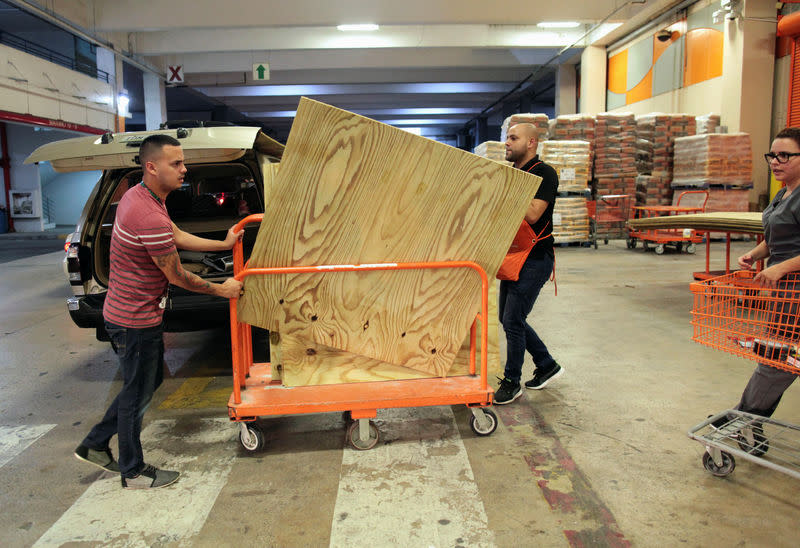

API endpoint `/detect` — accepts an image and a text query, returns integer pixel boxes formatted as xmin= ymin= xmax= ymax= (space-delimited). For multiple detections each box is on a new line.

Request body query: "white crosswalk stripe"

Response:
xmin=34 ymin=418 xmax=236 ymax=547
xmin=0 ymin=424 xmax=57 ymax=469
xmin=329 ymin=407 xmax=495 ymax=548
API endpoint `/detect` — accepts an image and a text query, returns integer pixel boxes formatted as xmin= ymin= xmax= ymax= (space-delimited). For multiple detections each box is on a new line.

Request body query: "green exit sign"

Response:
xmin=252 ymin=63 xmax=270 ymax=81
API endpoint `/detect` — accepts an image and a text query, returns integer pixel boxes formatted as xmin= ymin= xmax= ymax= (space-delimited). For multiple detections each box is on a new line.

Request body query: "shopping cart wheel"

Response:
xmin=642 ymin=241 xmax=649 ymax=251
xmin=654 ymin=244 xmax=665 ymax=255
xmin=469 ymin=408 xmax=498 ymax=436
xmin=702 ymin=450 xmax=735 ymax=477
xmin=347 ymin=419 xmax=379 ymax=450
xmin=239 ymin=423 xmax=265 ymax=453
xmin=737 ymin=425 xmax=769 ymax=457
xmin=626 ymin=238 xmax=636 ymax=249
xmin=686 ymin=243 xmax=697 ymax=254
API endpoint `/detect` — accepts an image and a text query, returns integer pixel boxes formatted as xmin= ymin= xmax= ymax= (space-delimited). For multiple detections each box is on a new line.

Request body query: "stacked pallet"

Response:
xmin=672 ymin=133 xmax=753 ymax=188
xmin=550 ymin=114 xmax=596 ymax=143
xmin=636 ymin=175 xmax=672 ymax=206
xmin=595 ymin=175 xmax=636 ymax=197
xmin=635 ymin=113 xmax=696 ymax=177
xmin=473 ymin=140 xmax=510 ymax=165
xmin=500 ymin=113 xmax=550 ymax=142
xmin=540 ymin=140 xmax=592 ymax=193
xmin=696 ymin=113 xmax=721 ymax=135
xmin=594 ymin=113 xmax=637 ymax=178
xmin=552 ymin=196 xmax=590 ymax=243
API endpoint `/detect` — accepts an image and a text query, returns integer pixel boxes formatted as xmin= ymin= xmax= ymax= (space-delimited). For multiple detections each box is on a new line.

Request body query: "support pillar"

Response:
xmin=0 ymin=122 xmax=12 ymax=232
xmin=143 ymin=72 xmax=167 ymax=130
xmin=556 ymin=64 xmax=577 ymax=116
xmin=579 ymin=45 xmax=607 ymax=115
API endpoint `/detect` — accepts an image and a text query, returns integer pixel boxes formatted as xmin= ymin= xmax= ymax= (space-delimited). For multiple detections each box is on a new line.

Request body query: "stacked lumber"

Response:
xmin=238 ymin=97 xmax=540 ymax=385
xmin=594 ymin=113 xmax=637 ymax=178
xmin=540 ymin=140 xmax=592 ymax=193
xmin=473 ymin=140 xmax=510 ymax=165
xmin=500 ymin=113 xmax=550 ymax=142
xmin=671 ymin=186 xmax=752 ymax=239
xmin=696 ymin=113 xmax=721 ymax=134
xmin=553 ymin=196 xmax=590 ymax=243
xmin=595 ymin=175 xmax=636 ymax=197
xmin=635 ymin=113 xmax=696 ymax=177
xmin=550 ymin=114 xmax=596 ymax=143
xmin=636 ymin=175 xmax=672 ymax=206
xmin=627 ymin=212 xmax=763 ymax=233
xmin=672 ymin=133 xmax=753 ymax=188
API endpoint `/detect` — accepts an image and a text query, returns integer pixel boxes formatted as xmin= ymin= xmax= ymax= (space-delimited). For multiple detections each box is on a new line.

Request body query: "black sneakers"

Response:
xmin=121 ymin=464 xmax=180 ymax=489
xmin=74 ymin=444 xmax=120 ymax=473
xmin=525 ymin=363 xmax=564 ymax=390
xmin=494 ymin=377 xmax=522 ymax=405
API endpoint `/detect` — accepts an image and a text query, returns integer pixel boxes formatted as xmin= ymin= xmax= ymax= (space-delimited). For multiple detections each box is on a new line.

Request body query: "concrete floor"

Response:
xmin=1 ymin=240 xmax=798 ymax=547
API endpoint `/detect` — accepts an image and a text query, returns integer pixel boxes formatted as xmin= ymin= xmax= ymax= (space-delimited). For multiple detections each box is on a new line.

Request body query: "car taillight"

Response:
xmin=66 ymin=243 xmax=79 ymax=258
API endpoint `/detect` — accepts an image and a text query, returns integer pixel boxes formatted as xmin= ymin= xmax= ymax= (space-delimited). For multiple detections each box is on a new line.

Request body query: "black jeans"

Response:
xmin=499 ymin=252 xmax=556 ymax=382
xmin=82 ymin=321 xmax=164 ymax=477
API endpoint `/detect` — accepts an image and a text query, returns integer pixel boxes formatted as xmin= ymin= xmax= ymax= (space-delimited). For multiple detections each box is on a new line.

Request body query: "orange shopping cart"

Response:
xmin=226 ymin=215 xmax=497 ymax=451
xmin=687 ymin=270 xmax=800 ymax=478
xmin=587 ymin=194 xmax=632 ymax=248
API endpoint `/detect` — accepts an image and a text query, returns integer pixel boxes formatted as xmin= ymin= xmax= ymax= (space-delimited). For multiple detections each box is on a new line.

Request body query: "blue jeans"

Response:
xmin=82 ymin=321 xmax=164 ymax=477
xmin=499 ymin=253 xmax=555 ymax=382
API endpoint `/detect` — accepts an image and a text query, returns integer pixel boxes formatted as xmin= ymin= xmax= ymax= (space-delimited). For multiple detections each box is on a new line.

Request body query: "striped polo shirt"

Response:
xmin=103 ymin=182 xmax=176 ymax=328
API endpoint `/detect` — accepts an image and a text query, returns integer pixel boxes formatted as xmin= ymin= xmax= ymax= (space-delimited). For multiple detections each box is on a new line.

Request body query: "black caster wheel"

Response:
xmin=239 ymin=423 xmax=265 ymax=452
xmin=702 ymin=450 xmax=735 ymax=477
xmin=737 ymin=425 xmax=769 ymax=457
xmin=347 ymin=419 xmax=379 ymax=450
xmin=469 ymin=409 xmax=498 ymax=436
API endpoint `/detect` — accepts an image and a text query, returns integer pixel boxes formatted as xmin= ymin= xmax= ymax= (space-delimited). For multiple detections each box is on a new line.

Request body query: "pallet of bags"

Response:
xmin=473 ymin=141 xmax=510 ymax=165
xmin=500 ymin=113 xmax=550 ymax=142
xmin=550 ymin=114 xmax=596 ymax=144
xmin=595 ymin=175 xmax=636 ymax=197
xmin=552 ymin=196 xmax=590 ymax=243
xmin=672 ymin=133 xmax=753 ymax=188
xmin=636 ymin=175 xmax=672 ymax=206
xmin=696 ymin=113 xmax=721 ymax=135
xmin=635 ymin=113 xmax=696 ymax=177
xmin=540 ymin=140 xmax=592 ymax=193
xmin=594 ymin=113 xmax=637 ymax=178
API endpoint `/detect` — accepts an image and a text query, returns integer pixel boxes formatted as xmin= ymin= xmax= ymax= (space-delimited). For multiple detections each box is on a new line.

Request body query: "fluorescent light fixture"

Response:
xmin=537 ymin=21 xmax=581 ymax=29
xmin=117 ymin=90 xmax=130 ymax=117
xmin=337 ymin=23 xmax=379 ymax=32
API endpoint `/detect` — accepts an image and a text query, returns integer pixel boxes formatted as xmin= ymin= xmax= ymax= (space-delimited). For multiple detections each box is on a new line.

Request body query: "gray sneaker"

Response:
xmin=74 ymin=444 xmax=120 ymax=473
xmin=121 ymin=464 xmax=180 ymax=489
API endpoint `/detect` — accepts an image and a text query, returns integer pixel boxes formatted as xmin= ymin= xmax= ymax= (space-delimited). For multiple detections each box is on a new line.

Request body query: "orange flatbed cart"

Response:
xmin=226 ymin=215 xmax=497 ymax=451
xmin=627 ymin=190 xmax=709 ymax=255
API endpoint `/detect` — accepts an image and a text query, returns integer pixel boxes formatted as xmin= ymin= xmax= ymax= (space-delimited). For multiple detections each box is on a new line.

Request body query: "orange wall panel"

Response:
xmin=608 ymin=49 xmax=628 ymax=95
xmin=684 ymin=28 xmax=724 ymax=87
xmin=626 ymin=69 xmax=653 ymax=104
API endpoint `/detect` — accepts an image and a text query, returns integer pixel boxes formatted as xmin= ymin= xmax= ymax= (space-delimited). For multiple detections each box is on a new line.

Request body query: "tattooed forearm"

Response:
xmin=154 ymin=251 xmax=213 ymax=294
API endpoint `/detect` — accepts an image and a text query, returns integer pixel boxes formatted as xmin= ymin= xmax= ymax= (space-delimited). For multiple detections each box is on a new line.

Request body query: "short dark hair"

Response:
xmin=139 ymin=134 xmax=181 ymax=164
xmin=775 ymin=127 xmax=800 ymax=149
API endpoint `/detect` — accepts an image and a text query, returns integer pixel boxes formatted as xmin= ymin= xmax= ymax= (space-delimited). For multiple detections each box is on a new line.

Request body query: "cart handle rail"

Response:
xmin=227 ymin=214 xmax=490 ymax=404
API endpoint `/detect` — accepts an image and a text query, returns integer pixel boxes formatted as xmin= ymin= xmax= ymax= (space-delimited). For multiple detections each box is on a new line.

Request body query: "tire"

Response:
xmin=347 ymin=420 xmax=379 ymax=450
xmin=469 ymin=409 xmax=498 ymax=436
xmin=655 ymin=244 xmax=665 ymax=255
xmin=737 ymin=425 xmax=769 ymax=457
xmin=627 ymin=238 xmax=636 ymax=249
xmin=702 ymin=451 xmax=735 ymax=477
xmin=686 ymin=243 xmax=697 ymax=254
xmin=239 ymin=423 xmax=265 ymax=452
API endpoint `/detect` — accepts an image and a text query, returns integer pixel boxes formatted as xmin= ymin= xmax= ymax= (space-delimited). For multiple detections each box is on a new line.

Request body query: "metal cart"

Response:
xmin=687 ymin=270 xmax=800 ymax=478
xmin=627 ymin=190 xmax=709 ymax=255
xmin=227 ymin=215 xmax=497 ymax=452
xmin=587 ymin=194 xmax=632 ymax=248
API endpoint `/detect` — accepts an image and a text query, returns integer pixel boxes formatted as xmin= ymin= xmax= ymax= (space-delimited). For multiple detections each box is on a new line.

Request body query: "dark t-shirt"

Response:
xmin=764 ymin=187 xmax=800 ymax=266
xmin=519 ymin=156 xmax=559 ymax=258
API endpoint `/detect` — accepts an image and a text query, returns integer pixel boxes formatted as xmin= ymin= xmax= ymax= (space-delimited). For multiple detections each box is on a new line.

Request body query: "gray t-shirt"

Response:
xmin=764 ymin=187 xmax=800 ymax=266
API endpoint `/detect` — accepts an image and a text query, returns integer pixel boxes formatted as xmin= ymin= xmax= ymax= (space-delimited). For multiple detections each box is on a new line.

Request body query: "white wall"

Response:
xmin=39 ymin=163 xmax=100 ymax=226
xmin=608 ymin=76 xmax=723 ymax=117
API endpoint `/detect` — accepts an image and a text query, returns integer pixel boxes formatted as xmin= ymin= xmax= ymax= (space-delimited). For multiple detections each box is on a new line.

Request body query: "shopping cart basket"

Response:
xmin=588 ymin=194 xmax=631 ymax=248
xmin=687 ymin=270 xmax=800 ymax=478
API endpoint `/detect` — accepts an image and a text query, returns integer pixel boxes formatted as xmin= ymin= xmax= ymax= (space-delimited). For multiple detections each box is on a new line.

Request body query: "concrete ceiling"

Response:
xmin=8 ymin=0 xmax=686 ymax=145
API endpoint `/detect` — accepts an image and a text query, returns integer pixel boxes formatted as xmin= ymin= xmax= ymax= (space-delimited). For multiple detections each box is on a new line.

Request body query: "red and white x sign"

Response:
xmin=167 ymin=65 xmax=184 ymax=84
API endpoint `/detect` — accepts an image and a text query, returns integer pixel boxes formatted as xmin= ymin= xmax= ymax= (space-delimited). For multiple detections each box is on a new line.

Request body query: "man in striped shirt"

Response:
xmin=74 ymin=134 xmax=243 ymax=489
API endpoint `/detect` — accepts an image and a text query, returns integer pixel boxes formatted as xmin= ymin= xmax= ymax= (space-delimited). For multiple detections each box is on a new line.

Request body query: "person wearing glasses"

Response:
xmin=723 ymin=127 xmax=800 ymax=426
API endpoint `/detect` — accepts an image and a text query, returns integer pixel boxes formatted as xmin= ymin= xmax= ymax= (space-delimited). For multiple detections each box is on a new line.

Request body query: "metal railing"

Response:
xmin=41 ymin=194 xmax=54 ymax=224
xmin=0 ymin=30 xmax=110 ymax=83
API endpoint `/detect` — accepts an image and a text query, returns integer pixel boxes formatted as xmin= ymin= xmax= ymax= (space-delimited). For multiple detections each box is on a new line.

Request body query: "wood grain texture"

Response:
xmin=628 ymin=212 xmax=763 ymax=233
xmin=238 ymin=97 xmax=538 ymax=375
xmin=278 ymin=281 xmax=500 ymax=386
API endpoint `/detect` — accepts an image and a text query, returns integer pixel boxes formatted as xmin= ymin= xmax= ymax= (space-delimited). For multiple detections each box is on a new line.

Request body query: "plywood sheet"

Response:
xmin=238 ymin=97 xmax=538 ymax=376
xmin=276 ymin=281 xmax=500 ymax=386
xmin=628 ymin=211 xmax=762 ymax=233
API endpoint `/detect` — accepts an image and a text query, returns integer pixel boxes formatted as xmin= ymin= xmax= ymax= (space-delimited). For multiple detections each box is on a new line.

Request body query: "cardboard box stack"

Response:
xmin=540 ymin=140 xmax=592 ymax=193
xmin=552 ymin=195 xmax=590 ymax=244
xmin=672 ymin=133 xmax=753 ymax=188
xmin=594 ymin=113 xmax=637 ymax=198
xmin=473 ymin=141 xmax=510 ymax=165
xmin=696 ymin=113 xmax=721 ymax=135
xmin=500 ymin=113 xmax=550 ymax=142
